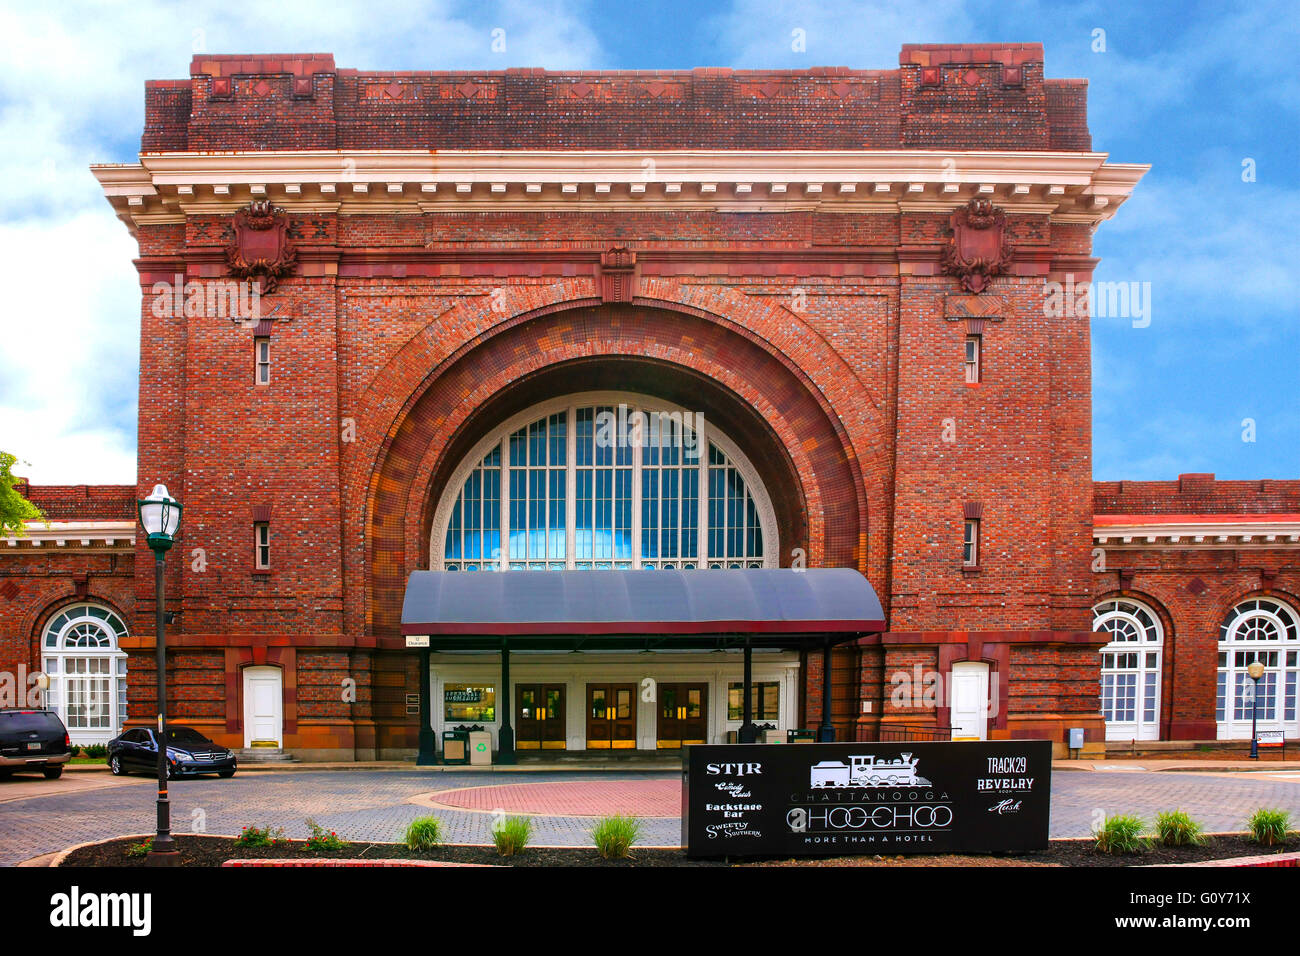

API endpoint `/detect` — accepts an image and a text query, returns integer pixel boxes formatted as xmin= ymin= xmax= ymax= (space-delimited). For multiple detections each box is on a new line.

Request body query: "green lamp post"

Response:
xmin=137 ymin=483 xmax=182 ymax=865
xmin=1246 ymin=660 xmax=1266 ymax=760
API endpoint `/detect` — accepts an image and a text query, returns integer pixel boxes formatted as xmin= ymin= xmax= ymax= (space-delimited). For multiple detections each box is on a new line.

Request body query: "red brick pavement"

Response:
xmin=426 ymin=779 xmax=679 ymax=818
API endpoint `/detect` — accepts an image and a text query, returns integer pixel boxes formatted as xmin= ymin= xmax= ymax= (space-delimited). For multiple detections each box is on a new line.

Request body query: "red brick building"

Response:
xmin=2 ymin=44 xmax=1295 ymax=759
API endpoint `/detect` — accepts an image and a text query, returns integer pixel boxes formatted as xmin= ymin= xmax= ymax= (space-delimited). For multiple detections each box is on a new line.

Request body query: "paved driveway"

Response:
xmin=2 ymin=768 xmax=1298 ymax=865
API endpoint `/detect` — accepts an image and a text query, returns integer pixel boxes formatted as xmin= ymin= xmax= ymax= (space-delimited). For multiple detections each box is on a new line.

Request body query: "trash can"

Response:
xmin=763 ymin=728 xmax=785 ymax=744
xmin=787 ymin=729 xmax=816 ymax=744
xmin=442 ymin=729 xmax=469 ymax=764
xmin=468 ymin=730 xmax=492 ymax=766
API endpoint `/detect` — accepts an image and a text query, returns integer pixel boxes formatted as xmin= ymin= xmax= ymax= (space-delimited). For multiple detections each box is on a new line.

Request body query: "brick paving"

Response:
xmin=425 ymin=779 xmax=679 ymax=817
xmin=1 ymin=768 xmax=1298 ymax=865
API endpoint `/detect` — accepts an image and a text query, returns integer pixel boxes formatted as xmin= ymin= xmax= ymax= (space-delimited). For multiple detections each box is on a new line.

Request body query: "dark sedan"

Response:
xmin=108 ymin=726 xmax=237 ymax=779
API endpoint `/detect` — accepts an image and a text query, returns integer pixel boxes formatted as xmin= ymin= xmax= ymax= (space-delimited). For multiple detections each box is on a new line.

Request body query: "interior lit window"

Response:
xmin=435 ymin=394 xmax=775 ymax=570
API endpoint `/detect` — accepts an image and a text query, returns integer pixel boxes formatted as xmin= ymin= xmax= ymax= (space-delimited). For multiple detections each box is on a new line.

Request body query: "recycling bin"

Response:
xmin=787 ymin=729 xmax=816 ymax=744
xmin=468 ymin=730 xmax=492 ymax=765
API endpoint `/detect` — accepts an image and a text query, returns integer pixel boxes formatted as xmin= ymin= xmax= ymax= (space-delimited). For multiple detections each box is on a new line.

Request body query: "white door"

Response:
xmin=950 ymin=662 xmax=990 ymax=741
xmin=243 ymin=666 xmax=283 ymax=748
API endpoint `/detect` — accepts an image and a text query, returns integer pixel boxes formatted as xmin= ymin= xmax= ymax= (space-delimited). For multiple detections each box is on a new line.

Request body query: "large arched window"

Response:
xmin=1092 ymin=598 xmax=1163 ymax=741
xmin=41 ymin=603 xmax=129 ymax=744
xmin=1216 ymin=597 xmax=1299 ymax=740
xmin=432 ymin=393 xmax=778 ymax=570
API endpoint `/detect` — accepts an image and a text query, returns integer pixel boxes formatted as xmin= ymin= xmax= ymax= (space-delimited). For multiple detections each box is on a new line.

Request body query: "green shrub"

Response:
xmin=83 ymin=744 xmax=108 ymax=759
xmin=591 ymin=815 xmax=642 ymax=859
xmin=403 ymin=816 xmax=443 ymax=852
xmin=1154 ymin=810 xmax=1205 ymax=847
xmin=235 ymin=824 xmax=284 ymax=848
xmin=125 ymin=837 xmax=152 ymax=858
xmin=1247 ymin=808 xmax=1294 ymax=847
xmin=304 ymin=818 xmax=346 ymax=852
xmin=1094 ymin=814 xmax=1147 ymax=855
xmin=492 ymin=815 xmax=533 ymax=857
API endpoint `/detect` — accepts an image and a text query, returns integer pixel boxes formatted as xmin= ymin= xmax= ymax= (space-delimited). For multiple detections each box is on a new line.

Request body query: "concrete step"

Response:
xmin=236 ymin=748 xmax=298 ymax=764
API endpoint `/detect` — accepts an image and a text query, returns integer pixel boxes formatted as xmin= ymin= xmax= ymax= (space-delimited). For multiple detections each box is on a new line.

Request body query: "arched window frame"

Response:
xmin=40 ymin=602 xmax=129 ymax=741
xmin=430 ymin=392 xmax=779 ymax=571
xmin=1092 ymin=598 xmax=1164 ymax=741
xmin=1216 ymin=597 xmax=1300 ymax=739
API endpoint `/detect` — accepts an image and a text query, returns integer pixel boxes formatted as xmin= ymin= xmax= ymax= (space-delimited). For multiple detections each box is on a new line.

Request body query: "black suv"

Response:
xmin=0 ymin=709 xmax=72 ymax=779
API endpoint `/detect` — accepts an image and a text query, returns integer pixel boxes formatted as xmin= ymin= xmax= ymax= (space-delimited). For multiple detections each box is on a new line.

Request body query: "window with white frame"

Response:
xmin=964 ymin=334 xmax=981 ymax=384
xmin=434 ymin=393 xmax=776 ymax=570
xmin=254 ymin=522 xmax=271 ymax=569
xmin=1092 ymin=598 xmax=1164 ymax=741
xmin=40 ymin=603 xmax=128 ymax=743
xmin=254 ymin=336 xmax=270 ymax=385
xmin=1216 ymin=598 xmax=1299 ymax=740
xmin=962 ymin=519 xmax=979 ymax=566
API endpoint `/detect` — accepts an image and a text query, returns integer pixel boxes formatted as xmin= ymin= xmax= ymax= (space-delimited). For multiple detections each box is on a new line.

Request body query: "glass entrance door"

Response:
xmin=586 ymin=683 xmax=637 ymax=749
xmin=656 ymin=682 xmax=708 ymax=748
xmin=516 ymin=684 xmax=566 ymax=749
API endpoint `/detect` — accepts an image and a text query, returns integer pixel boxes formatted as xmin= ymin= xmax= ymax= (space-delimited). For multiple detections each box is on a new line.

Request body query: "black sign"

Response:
xmin=682 ymin=740 xmax=1052 ymax=857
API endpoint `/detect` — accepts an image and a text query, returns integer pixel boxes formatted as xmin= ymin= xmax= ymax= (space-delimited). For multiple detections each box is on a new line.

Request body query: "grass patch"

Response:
xmin=403 ymin=816 xmax=444 ymax=852
xmin=1153 ymin=810 xmax=1206 ymax=847
xmin=591 ymin=815 xmax=642 ymax=859
xmin=1093 ymin=814 xmax=1146 ymax=855
xmin=491 ymin=815 xmax=533 ymax=857
xmin=1246 ymin=808 xmax=1294 ymax=847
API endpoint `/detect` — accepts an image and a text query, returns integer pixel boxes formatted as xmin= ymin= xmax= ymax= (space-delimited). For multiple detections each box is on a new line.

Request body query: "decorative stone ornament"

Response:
xmin=226 ymin=199 xmax=297 ymax=294
xmin=941 ymin=198 xmax=1014 ymax=294
xmin=598 ymin=246 xmax=637 ymax=303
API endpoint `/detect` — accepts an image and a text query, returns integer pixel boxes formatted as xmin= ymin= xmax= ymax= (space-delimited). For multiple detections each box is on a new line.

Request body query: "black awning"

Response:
xmin=400 ymin=568 xmax=884 ymax=648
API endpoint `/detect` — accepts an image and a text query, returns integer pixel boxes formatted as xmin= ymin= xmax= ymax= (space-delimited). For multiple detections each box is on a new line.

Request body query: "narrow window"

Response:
xmin=254 ymin=522 xmax=271 ymax=569
xmin=963 ymin=518 xmax=979 ymax=567
xmin=964 ymin=334 xmax=981 ymax=384
xmin=254 ymin=336 xmax=271 ymax=385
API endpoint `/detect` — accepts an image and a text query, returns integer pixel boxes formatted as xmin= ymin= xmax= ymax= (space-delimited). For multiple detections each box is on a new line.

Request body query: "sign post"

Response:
xmin=683 ymin=740 xmax=1052 ymax=858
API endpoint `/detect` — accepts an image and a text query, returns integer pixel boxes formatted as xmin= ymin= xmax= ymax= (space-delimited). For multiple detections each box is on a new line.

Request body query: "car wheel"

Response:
xmin=218 ymin=770 xmax=235 ymax=779
xmin=110 ymin=755 xmax=124 ymax=776
xmin=43 ymin=766 xmax=63 ymax=780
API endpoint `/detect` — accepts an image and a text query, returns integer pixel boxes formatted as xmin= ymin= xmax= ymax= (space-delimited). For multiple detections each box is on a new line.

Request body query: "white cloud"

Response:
xmin=706 ymin=0 xmax=975 ymax=68
xmin=0 ymin=0 xmax=603 ymax=485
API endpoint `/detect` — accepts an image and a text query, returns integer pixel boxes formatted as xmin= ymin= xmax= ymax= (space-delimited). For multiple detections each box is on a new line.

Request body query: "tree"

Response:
xmin=0 ymin=451 xmax=44 ymax=536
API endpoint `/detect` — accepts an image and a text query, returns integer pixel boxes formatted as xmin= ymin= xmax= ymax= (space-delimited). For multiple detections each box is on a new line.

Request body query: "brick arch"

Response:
xmin=23 ymin=589 xmax=133 ymax=667
xmin=363 ymin=302 xmax=873 ymax=641
xmin=1217 ymin=589 xmax=1300 ymax=627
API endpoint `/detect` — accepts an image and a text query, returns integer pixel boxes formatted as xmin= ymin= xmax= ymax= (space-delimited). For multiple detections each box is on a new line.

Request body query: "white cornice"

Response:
xmin=5 ymin=521 xmax=136 ymax=550
xmin=1093 ymin=519 xmax=1300 ymax=549
xmin=92 ymin=149 xmax=1147 ymax=233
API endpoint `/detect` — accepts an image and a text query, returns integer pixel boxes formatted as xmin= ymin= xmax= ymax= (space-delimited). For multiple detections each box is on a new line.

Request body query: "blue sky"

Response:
xmin=0 ymin=0 xmax=1295 ymax=484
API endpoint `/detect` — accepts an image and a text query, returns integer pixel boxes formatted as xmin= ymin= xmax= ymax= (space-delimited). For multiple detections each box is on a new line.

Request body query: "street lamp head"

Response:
xmin=138 ymin=483 xmax=182 ymax=553
xmin=1247 ymin=661 xmax=1266 ymax=680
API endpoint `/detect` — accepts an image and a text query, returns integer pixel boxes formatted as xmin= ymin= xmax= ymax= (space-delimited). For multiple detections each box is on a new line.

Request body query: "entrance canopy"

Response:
xmin=401 ymin=568 xmax=885 ymax=650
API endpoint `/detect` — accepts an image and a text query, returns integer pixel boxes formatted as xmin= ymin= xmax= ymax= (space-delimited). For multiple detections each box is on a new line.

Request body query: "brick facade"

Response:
xmin=2 ymin=43 xmax=1292 ymax=758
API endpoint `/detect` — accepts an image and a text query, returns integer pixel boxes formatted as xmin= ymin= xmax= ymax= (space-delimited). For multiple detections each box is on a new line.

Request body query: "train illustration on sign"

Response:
xmin=809 ymin=753 xmax=932 ymax=788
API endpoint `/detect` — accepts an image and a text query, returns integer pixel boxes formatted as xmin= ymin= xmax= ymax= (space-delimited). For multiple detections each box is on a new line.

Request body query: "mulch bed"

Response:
xmin=58 ymin=833 xmax=1297 ymax=868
